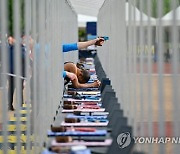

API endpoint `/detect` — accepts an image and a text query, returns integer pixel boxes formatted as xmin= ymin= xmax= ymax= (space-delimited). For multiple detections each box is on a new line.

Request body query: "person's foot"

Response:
xmin=8 ymin=106 xmax=15 ymax=111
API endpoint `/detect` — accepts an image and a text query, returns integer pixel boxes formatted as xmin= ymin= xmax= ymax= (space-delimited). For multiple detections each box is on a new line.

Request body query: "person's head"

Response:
xmin=8 ymin=36 xmax=15 ymax=45
xmin=77 ymin=69 xmax=90 ymax=83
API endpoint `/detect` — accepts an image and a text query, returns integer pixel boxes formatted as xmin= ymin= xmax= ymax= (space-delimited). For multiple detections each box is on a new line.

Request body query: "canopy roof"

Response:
xmin=68 ymin=0 xmax=104 ymax=27
xmin=161 ymin=6 xmax=180 ymax=26
xmin=126 ymin=2 xmax=156 ymax=26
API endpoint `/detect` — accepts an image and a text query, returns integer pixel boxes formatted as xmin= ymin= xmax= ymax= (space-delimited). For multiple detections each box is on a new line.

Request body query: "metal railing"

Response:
xmin=98 ymin=0 xmax=180 ymax=153
xmin=0 ymin=0 xmax=78 ymax=153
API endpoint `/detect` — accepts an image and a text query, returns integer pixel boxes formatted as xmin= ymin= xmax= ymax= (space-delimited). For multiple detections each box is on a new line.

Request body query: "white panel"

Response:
xmin=69 ymin=0 xmax=105 ymax=16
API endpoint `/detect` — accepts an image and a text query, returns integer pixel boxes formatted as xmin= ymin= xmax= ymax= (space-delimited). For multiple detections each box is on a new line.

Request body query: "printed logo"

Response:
xmin=117 ymin=132 xmax=131 ymax=148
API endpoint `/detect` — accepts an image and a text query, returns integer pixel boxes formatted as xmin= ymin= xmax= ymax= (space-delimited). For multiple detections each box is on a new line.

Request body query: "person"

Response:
xmin=64 ymin=63 xmax=100 ymax=88
xmin=7 ymin=35 xmax=26 ymax=111
xmin=62 ymin=37 xmax=105 ymax=88
xmin=164 ymin=49 xmax=170 ymax=63
xmin=30 ymin=37 xmax=105 ymax=96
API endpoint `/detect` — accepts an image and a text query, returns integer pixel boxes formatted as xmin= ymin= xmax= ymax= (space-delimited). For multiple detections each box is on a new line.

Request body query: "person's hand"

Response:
xmin=66 ymin=72 xmax=76 ymax=81
xmin=95 ymin=37 xmax=105 ymax=46
xmin=92 ymin=80 xmax=101 ymax=87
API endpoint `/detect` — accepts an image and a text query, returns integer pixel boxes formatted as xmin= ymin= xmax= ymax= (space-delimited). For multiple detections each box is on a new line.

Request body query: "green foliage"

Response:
xmin=79 ymin=29 xmax=86 ymax=37
xmin=8 ymin=0 xmax=13 ymax=36
xmin=152 ymin=0 xmax=157 ymax=18
xmin=134 ymin=0 xmax=180 ymax=18
xmin=20 ymin=0 xmax=25 ymax=34
xmin=78 ymin=28 xmax=86 ymax=41
xmin=7 ymin=0 xmax=180 ymax=36
xmin=7 ymin=0 xmax=25 ymax=36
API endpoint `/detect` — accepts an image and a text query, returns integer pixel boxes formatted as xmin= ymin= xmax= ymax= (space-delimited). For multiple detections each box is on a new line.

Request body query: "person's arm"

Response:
xmin=62 ymin=71 xmax=76 ymax=81
xmin=62 ymin=71 xmax=67 ymax=78
xmin=77 ymin=38 xmax=104 ymax=50
xmin=62 ymin=38 xmax=105 ymax=52
xmin=62 ymin=70 xmax=100 ymax=88
xmin=62 ymin=43 xmax=78 ymax=52
xmin=71 ymin=76 xmax=101 ymax=88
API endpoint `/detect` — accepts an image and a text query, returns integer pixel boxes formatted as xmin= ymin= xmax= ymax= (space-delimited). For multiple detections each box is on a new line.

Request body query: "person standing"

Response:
xmin=7 ymin=36 xmax=26 ymax=111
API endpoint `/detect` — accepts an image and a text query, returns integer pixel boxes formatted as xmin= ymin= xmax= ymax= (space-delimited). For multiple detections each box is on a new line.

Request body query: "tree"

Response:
xmin=7 ymin=0 xmax=25 ymax=36
xmin=134 ymin=0 xmax=180 ymax=18
xmin=8 ymin=0 xmax=13 ymax=36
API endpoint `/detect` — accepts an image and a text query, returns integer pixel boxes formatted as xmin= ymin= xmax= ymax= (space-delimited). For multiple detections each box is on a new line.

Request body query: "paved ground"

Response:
xmin=134 ymin=62 xmax=179 ymax=154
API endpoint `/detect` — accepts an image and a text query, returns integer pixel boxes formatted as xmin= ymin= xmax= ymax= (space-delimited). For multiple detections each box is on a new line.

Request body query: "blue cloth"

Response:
xmin=47 ymin=130 xmax=107 ymax=137
xmin=64 ymin=93 xmax=101 ymax=97
xmin=41 ymin=149 xmax=56 ymax=154
xmin=71 ymin=149 xmax=91 ymax=154
xmin=8 ymin=44 xmax=14 ymax=74
xmin=63 ymin=71 xmax=67 ymax=78
xmin=63 ymin=95 xmax=101 ymax=100
xmin=41 ymin=149 xmax=91 ymax=154
xmin=66 ymin=114 xmax=107 ymax=119
xmin=62 ymin=43 xmax=78 ymax=52
xmin=8 ymin=44 xmax=26 ymax=76
xmin=68 ymin=88 xmax=99 ymax=91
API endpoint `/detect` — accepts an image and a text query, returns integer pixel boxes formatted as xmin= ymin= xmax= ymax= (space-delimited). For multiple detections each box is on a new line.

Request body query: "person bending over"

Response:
xmin=62 ymin=37 xmax=105 ymax=88
xmin=64 ymin=63 xmax=100 ymax=88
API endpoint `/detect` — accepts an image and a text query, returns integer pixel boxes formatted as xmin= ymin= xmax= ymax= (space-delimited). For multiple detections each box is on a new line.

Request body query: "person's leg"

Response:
xmin=20 ymin=79 xmax=24 ymax=106
xmin=8 ymin=76 xmax=15 ymax=110
xmin=30 ymin=76 xmax=34 ymax=134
